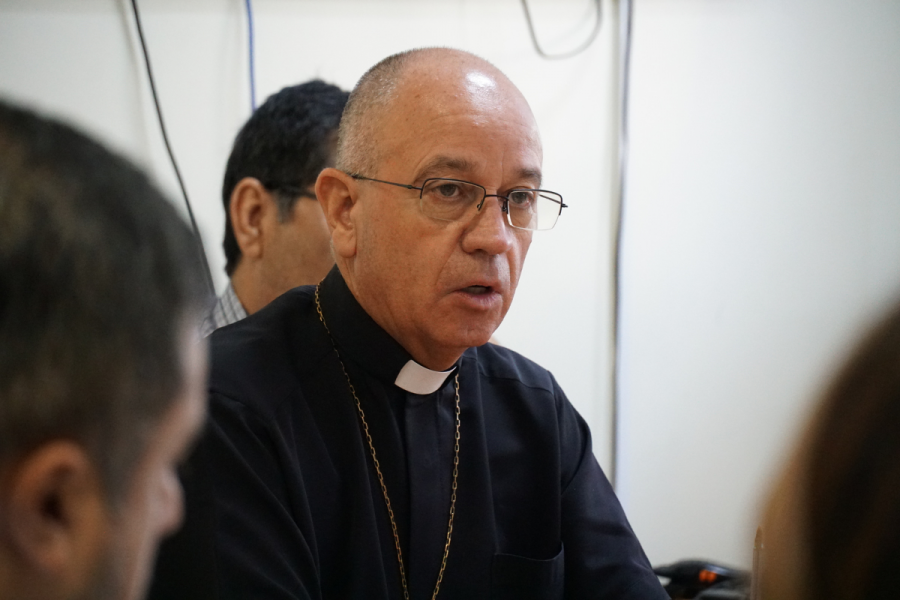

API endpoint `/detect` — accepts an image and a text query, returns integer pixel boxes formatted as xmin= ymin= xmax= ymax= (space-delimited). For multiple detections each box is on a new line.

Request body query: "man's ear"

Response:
xmin=229 ymin=178 xmax=274 ymax=261
xmin=3 ymin=441 xmax=110 ymax=584
xmin=316 ymin=168 xmax=358 ymax=259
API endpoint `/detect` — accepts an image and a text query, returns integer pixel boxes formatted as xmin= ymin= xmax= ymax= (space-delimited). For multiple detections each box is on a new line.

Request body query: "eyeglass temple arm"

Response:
xmin=347 ymin=173 xmax=420 ymax=191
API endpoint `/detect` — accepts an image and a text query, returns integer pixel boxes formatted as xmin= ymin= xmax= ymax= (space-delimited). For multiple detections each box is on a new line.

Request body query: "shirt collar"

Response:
xmin=200 ymin=281 xmax=249 ymax=337
xmin=394 ymin=360 xmax=456 ymax=395
xmin=317 ymin=267 xmax=456 ymax=394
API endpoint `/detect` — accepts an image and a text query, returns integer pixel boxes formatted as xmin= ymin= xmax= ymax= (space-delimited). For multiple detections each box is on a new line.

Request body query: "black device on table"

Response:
xmin=654 ymin=559 xmax=750 ymax=600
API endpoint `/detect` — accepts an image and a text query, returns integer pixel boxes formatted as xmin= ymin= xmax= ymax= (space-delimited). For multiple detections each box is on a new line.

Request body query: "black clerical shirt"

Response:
xmin=148 ymin=268 xmax=666 ymax=600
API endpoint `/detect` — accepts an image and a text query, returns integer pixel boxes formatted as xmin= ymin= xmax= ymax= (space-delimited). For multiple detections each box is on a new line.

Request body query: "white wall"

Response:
xmin=0 ymin=0 xmax=618 ymax=471
xmin=618 ymin=0 xmax=900 ymax=568
xmin=3 ymin=0 xmax=900 ymax=575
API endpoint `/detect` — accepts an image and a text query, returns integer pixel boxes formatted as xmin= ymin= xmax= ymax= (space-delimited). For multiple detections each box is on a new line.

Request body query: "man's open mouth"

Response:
xmin=462 ymin=285 xmax=492 ymax=295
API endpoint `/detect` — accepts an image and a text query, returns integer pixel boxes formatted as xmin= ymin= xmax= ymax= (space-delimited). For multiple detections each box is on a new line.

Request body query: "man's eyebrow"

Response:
xmin=415 ymin=157 xmax=543 ymax=187
xmin=415 ymin=156 xmax=477 ymax=181
xmin=516 ymin=168 xmax=543 ymax=187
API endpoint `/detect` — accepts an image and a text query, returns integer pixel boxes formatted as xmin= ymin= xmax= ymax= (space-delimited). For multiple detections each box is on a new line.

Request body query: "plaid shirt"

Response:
xmin=200 ymin=282 xmax=248 ymax=338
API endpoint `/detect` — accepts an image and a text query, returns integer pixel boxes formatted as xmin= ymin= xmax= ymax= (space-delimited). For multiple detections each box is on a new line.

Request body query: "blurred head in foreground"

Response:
xmin=761 ymin=300 xmax=900 ymax=600
xmin=0 ymin=100 xmax=208 ymax=600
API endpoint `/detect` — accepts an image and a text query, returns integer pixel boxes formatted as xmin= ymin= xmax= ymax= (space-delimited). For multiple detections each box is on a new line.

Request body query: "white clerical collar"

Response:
xmin=394 ymin=360 xmax=455 ymax=395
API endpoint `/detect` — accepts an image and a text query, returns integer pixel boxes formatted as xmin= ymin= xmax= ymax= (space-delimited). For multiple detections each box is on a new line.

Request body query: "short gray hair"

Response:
xmin=336 ymin=47 xmax=496 ymax=176
xmin=335 ymin=49 xmax=419 ymax=175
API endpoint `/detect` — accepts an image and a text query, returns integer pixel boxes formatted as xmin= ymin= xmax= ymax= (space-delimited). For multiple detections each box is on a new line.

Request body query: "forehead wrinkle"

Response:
xmin=381 ymin=64 xmax=543 ymax=190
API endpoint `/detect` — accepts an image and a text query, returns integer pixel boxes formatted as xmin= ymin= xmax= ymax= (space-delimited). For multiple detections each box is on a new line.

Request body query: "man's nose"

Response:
xmin=462 ymin=195 xmax=514 ymax=255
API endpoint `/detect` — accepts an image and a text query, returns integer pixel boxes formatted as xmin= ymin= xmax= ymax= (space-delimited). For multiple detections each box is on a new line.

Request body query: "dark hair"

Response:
xmin=801 ymin=301 xmax=900 ymax=599
xmin=0 ymin=100 xmax=208 ymax=499
xmin=221 ymin=80 xmax=348 ymax=276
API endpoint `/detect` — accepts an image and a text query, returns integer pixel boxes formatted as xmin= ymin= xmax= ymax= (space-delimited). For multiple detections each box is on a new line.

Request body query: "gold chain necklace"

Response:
xmin=315 ymin=285 xmax=460 ymax=600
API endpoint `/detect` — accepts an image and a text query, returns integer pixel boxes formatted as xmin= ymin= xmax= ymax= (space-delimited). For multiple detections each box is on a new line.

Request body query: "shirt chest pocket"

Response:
xmin=490 ymin=545 xmax=564 ymax=600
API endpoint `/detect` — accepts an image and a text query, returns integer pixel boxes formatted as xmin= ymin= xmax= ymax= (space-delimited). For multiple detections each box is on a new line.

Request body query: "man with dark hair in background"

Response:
xmin=202 ymin=80 xmax=349 ymax=336
xmin=0 ymin=100 xmax=208 ymax=600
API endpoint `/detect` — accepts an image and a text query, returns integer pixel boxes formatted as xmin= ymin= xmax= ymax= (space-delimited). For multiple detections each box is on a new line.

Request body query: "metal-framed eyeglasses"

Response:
xmin=348 ymin=173 xmax=567 ymax=231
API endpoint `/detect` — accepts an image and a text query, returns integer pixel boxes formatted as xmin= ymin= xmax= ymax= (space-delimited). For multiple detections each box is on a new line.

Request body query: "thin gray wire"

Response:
xmin=520 ymin=0 xmax=603 ymax=60
xmin=610 ymin=0 xmax=633 ymax=491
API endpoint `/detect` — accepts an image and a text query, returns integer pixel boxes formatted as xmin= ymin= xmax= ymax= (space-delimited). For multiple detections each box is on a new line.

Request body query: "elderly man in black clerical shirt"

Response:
xmin=148 ymin=48 xmax=667 ymax=600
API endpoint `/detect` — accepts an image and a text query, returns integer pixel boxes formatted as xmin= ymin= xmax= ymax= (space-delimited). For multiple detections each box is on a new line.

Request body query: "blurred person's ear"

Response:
xmin=229 ymin=177 xmax=276 ymax=261
xmin=3 ymin=441 xmax=110 ymax=592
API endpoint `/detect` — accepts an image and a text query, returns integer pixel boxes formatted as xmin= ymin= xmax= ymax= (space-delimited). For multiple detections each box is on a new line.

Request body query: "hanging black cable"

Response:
xmin=520 ymin=0 xmax=603 ymax=60
xmin=610 ymin=0 xmax=634 ymax=490
xmin=129 ymin=0 xmax=215 ymax=298
xmin=245 ymin=0 xmax=257 ymax=112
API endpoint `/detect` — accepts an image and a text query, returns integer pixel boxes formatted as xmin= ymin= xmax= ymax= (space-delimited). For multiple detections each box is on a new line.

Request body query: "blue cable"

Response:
xmin=245 ymin=0 xmax=257 ymax=112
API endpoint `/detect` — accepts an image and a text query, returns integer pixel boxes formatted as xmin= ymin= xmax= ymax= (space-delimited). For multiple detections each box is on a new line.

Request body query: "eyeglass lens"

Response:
xmin=419 ymin=179 xmax=562 ymax=231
